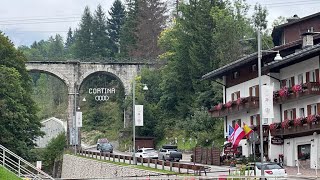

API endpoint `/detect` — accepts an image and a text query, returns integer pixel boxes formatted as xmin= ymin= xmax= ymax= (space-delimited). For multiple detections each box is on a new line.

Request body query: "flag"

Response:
xmin=243 ymin=122 xmax=253 ymax=137
xmin=232 ymin=123 xmax=245 ymax=149
xmin=228 ymin=125 xmax=234 ymax=142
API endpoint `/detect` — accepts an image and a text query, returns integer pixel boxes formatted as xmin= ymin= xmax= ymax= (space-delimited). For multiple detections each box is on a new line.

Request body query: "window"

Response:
xmin=299 ymin=108 xmax=305 ymax=118
xmin=311 ymin=104 xmax=317 ymax=115
xmin=298 ymin=144 xmax=310 ymax=160
xmin=233 ymin=71 xmax=239 ymax=79
xmin=310 ymin=70 xmax=316 ymax=82
xmin=232 ymin=119 xmax=241 ymax=128
xmin=250 ymin=115 xmax=259 ymax=126
xmin=231 ymin=91 xmax=240 ymax=101
xmin=288 ymin=109 xmax=294 ymax=120
xmin=286 ymin=78 xmax=292 ymax=87
xmin=298 ymin=74 xmax=303 ymax=84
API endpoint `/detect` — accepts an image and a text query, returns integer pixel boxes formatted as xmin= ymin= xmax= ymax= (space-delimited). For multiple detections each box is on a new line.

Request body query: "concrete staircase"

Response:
xmin=0 ymin=144 xmax=54 ymax=180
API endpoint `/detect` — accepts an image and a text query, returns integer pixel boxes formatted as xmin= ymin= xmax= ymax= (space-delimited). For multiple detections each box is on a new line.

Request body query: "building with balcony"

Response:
xmin=202 ymin=12 xmax=320 ymax=169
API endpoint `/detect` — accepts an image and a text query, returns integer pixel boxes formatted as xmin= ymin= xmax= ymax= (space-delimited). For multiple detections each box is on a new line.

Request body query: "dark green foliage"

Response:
xmin=107 ymin=0 xmax=126 ymax=56
xmin=119 ymin=0 xmax=138 ymax=57
xmin=92 ymin=4 xmax=112 ymax=58
xmin=41 ymin=133 xmax=66 ymax=174
xmin=0 ymin=32 xmax=44 ymax=160
xmin=74 ymin=6 xmax=94 ymax=59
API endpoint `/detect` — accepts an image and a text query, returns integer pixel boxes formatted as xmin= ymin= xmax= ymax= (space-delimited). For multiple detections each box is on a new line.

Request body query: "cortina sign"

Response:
xmin=88 ymin=88 xmax=116 ymax=101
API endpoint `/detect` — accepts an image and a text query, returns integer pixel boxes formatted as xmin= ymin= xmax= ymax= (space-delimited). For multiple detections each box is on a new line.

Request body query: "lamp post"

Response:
xmin=257 ymin=30 xmax=282 ymax=178
xmin=132 ymin=80 xmax=148 ymax=164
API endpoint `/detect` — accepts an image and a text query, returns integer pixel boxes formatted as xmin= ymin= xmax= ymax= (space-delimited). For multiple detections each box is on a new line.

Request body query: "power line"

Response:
xmin=0 ymin=16 xmax=81 ymax=23
xmin=0 ymin=20 xmax=80 ymax=26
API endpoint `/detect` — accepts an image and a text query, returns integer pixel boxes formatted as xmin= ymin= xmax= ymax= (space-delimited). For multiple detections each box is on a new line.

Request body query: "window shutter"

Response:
xmin=257 ymin=114 xmax=260 ymax=125
xmin=232 ymin=120 xmax=235 ymax=128
xmin=238 ymin=119 xmax=242 ymax=127
xmin=284 ymin=110 xmax=288 ymax=119
xmin=317 ymin=103 xmax=320 ymax=114
xmin=306 ymin=72 xmax=310 ymax=83
xmin=307 ymin=105 xmax=311 ymax=115
xmin=316 ymin=69 xmax=319 ymax=82
xmin=249 ymin=87 xmax=253 ymax=96
xmin=250 ymin=116 xmax=253 ymax=125
xmin=232 ymin=93 xmax=235 ymax=101
xmin=255 ymin=85 xmax=259 ymax=97
xmin=291 ymin=76 xmax=295 ymax=86
xmin=293 ymin=108 xmax=296 ymax=119
xmin=237 ymin=91 xmax=240 ymax=99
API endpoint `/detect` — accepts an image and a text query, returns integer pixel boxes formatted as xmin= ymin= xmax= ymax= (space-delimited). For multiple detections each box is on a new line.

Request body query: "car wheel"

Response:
xmin=110 ymin=151 xmax=113 ymax=154
xmin=97 ymin=145 xmax=100 ymax=150
xmin=162 ymin=156 xmax=165 ymax=161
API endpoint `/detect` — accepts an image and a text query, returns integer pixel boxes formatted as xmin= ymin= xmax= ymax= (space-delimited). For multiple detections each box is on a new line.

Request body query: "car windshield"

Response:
xmin=101 ymin=143 xmax=112 ymax=147
xmin=256 ymin=163 xmax=283 ymax=170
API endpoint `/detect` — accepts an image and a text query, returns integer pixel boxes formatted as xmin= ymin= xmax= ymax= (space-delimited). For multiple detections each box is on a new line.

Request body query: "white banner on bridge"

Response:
xmin=135 ymin=105 xmax=143 ymax=126
xmin=261 ymin=85 xmax=274 ymax=119
xmin=76 ymin=111 xmax=83 ymax=127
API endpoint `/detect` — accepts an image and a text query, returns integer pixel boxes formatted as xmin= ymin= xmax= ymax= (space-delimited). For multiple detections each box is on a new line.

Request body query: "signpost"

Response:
xmin=249 ymin=132 xmax=259 ymax=162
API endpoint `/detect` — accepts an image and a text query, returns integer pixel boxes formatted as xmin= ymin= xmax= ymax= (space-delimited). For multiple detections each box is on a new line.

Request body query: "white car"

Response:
xmin=240 ymin=162 xmax=287 ymax=180
xmin=135 ymin=148 xmax=158 ymax=159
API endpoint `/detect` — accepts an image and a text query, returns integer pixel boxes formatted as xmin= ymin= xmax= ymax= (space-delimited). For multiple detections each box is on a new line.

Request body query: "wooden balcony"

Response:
xmin=274 ymin=82 xmax=320 ymax=103
xmin=209 ymin=96 xmax=259 ymax=118
xmin=270 ymin=122 xmax=320 ymax=138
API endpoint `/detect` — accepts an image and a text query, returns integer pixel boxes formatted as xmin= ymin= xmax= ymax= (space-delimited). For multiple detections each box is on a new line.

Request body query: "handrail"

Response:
xmin=0 ymin=144 xmax=54 ymax=180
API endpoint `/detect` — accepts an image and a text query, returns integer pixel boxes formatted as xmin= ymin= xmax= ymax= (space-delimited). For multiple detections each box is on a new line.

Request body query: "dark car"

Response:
xmin=97 ymin=138 xmax=109 ymax=150
xmin=100 ymin=143 xmax=113 ymax=154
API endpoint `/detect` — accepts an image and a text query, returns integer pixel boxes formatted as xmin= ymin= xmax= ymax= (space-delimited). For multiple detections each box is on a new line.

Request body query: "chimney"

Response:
xmin=287 ymin=14 xmax=299 ymax=23
xmin=301 ymin=29 xmax=315 ymax=48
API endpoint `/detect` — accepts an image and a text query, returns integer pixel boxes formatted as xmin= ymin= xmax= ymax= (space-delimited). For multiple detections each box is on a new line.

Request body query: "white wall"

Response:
xmin=282 ymin=96 xmax=320 ymax=119
xmin=284 ymin=135 xmax=318 ymax=168
xmin=280 ymin=56 xmax=319 ymax=82
xmin=35 ymin=117 xmax=66 ymax=148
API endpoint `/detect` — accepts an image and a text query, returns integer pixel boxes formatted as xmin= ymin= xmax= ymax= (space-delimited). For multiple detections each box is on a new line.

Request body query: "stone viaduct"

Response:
xmin=25 ymin=61 xmax=152 ymax=144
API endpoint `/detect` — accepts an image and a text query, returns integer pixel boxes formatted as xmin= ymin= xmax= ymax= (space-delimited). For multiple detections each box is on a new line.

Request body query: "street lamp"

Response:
xmin=257 ymin=30 xmax=283 ymax=178
xmin=132 ymin=80 xmax=148 ymax=164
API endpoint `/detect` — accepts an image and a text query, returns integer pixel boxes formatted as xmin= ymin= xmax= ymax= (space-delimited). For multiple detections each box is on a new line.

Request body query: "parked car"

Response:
xmin=135 ymin=148 xmax=158 ymax=159
xmin=97 ymin=138 xmax=109 ymax=150
xmin=99 ymin=142 xmax=113 ymax=154
xmin=158 ymin=145 xmax=182 ymax=162
xmin=239 ymin=162 xmax=287 ymax=179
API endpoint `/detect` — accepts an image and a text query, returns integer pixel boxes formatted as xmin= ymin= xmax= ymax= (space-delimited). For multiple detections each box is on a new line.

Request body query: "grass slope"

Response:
xmin=0 ymin=166 xmax=21 ymax=180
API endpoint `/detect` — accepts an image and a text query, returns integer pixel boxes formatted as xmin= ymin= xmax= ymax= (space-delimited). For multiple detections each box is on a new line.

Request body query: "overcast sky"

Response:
xmin=0 ymin=0 xmax=319 ymax=47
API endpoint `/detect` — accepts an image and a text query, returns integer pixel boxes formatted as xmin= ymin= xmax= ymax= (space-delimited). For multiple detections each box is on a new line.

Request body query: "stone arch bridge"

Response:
xmin=26 ymin=61 xmax=153 ymax=144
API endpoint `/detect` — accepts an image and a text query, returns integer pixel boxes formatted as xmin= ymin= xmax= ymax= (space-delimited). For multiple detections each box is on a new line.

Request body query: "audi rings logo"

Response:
xmin=95 ymin=95 xmax=109 ymax=101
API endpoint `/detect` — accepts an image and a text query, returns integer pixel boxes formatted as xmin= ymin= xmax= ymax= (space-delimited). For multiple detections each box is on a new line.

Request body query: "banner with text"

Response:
xmin=135 ymin=105 xmax=144 ymax=126
xmin=76 ymin=111 xmax=83 ymax=127
xmin=261 ymin=85 xmax=274 ymax=118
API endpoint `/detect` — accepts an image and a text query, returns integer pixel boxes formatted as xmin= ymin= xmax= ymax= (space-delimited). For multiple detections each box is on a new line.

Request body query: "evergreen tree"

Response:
xmin=119 ymin=0 xmax=138 ymax=57
xmin=48 ymin=34 xmax=64 ymax=59
xmin=65 ymin=27 xmax=74 ymax=50
xmin=107 ymin=0 xmax=126 ymax=56
xmin=74 ymin=6 xmax=93 ymax=59
xmin=132 ymin=0 xmax=168 ymax=58
xmin=0 ymin=32 xmax=44 ymax=160
xmin=92 ymin=4 xmax=111 ymax=58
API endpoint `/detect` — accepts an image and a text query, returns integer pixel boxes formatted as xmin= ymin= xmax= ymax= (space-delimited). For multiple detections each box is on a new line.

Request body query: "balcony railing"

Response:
xmin=209 ymin=96 xmax=259 ymax=117
xmin=274 ymin=82 xmax=320 ymax=103
xmin=270 ymin=122 xmax=320 ymax=138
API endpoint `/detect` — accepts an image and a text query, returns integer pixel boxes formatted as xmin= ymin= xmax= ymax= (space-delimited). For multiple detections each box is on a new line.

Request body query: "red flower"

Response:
xmin=294 ymin=117 xmax=303 ymax=126
xmin=278 ymin=87 xmax=288 ymax=97
xmin=281 ymin=119 xmax=290 ymax=128
xmin=236 ymin=98 xmax=242 ymax=105
xmin=225 ymin=101 xmax=233 ymax=108
xmin=215 ymin=103 xmax=223 ymax=110
xmin=292 ymin=84 xmax=302 ymax=93
xmin=307 ymin=115 xmax=316 ymax=124
xmin=269 ymin=123 xmax=276 ymax=130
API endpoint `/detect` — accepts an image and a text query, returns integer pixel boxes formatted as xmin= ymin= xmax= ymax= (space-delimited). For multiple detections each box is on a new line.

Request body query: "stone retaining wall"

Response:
xmin=61 ymin=154 xmax=160 ymax=179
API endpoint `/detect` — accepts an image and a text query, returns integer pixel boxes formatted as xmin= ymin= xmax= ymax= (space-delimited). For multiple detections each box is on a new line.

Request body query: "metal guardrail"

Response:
xmin=77 ymin=150 xmax=209 ymax=176
xmin=0 ymin=144 xmax=54 ymax=180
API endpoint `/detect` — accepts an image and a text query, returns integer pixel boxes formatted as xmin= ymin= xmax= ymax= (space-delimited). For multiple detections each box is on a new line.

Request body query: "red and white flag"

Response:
xmin=232 ymin=123 xmax=245 ymax=149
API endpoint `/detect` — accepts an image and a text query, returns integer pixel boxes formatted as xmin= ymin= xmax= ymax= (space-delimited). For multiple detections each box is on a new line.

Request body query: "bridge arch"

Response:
xmin=27 ymin=69 xmax=70 ymax=89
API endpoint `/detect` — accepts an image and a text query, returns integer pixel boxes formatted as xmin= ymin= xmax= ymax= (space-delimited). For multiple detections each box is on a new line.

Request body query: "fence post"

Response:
xmin=162 ymin=160 xmax=164 ymax=170
xmin=18 ymin=159 xmax=21 ymax=177
xmin=155 ymin=159 xmax=157 ymax=169
xmin=129 ymin=156 xmax=131 ymax=164
xmin=148 ymin=158 xmax=150 ymax=167
xmin=170 ymin=162 xmax=172 ymax=171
